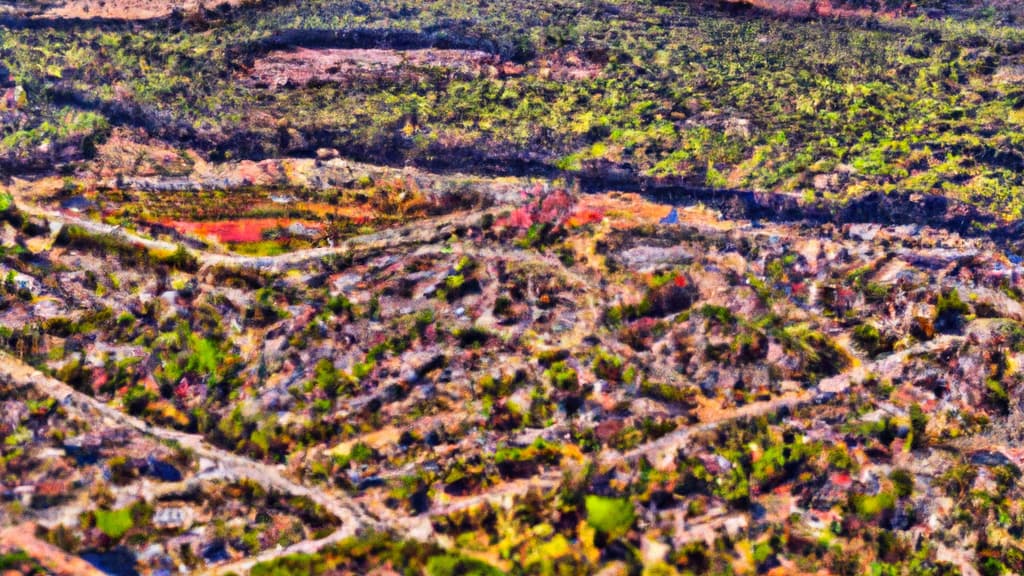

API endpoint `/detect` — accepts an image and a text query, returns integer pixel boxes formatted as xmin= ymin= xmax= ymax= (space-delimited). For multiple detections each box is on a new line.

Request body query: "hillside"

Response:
xmin=3 ymin=1 xmax=1024 ymax=575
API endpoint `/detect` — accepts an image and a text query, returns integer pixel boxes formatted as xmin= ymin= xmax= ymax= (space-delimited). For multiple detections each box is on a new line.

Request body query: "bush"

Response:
xmin=936 ymin=289 xmax=970 ymax=317
xmin=701 ymin=304 xmax=736 ymax=325
xmin=493 ymin=295 xmax=513 ymax=317
xmin=640 ymin=380 xmax=698 ymax=406
xmin=852 ymin=323 xmax=888 ymax=356
xmin=986 ymin=379 xmax=1010 ymax=413
xmin=776 ymin=323 xmax=851 ymax=378
xmin=335 ymin=442 xmax=376 ymax=469
xmin=426 ymin=554 xmax=504 ymax=576
xmin=936 ymin=463 xmax=977 ymax=499
xmin=909 ymin=403 xmax=928 ymax=449
xmin=123 ymin=385 xmax=156 ymax=416
xmin=186 ymin=336 xmax=222 ymax=376
xmin=827 ymin=444 xmax=855 ymax=471
xmin=94 ymin=507 xmax=134 ymax=540
xmin=315 ymin=358 xmax=353 ymax=397
xmin=935 ymin=289 xmax=970 ymax=332
xmin=158 ymin=244 xmax=198 ymax=271
xmin=544 ymin=361 xmax=578 ymax=391
xmin=326 ymin=294 xmax=354 ymax=317
xmin=455 ymin=326 xmax=491 ymax=347
xmin=585 ymin=495 xmax=635 ymax=538
xmin=849 ymin=491 xmax=895 ymax=519
xmin=592 ymin=348 xmax=624 ymax=382
xmin=890 ymin=469 xmax=914 ymax=497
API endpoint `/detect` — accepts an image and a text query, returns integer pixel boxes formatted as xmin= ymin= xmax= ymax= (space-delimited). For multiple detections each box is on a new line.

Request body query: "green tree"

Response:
xmin=585 ymin=495 xmax=635 ymax=538
xmin=909 ymin=403 xmax=927 ymax=450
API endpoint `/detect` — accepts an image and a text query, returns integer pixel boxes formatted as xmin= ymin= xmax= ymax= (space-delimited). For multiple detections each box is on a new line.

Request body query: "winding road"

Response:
xmin=9 ymin=187 xmax=506 ymax=273
xmin=1 ymin=189 xmax=972 ymax=574
xmin=0 ymin=350 xmax=381 ymax=544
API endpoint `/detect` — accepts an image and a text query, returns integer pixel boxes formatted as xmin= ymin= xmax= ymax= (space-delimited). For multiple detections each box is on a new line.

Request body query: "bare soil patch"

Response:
xmin=247 ymin=48 xmax=501 ymax=88
xmin=246 ymin=47 xmax=603 ymax=89
xmin=42 ymin=0 xmax=240 ymax=19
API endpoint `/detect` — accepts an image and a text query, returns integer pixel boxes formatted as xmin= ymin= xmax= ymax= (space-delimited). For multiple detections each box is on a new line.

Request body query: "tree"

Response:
xmin=585 ymin=495 xmax=635 ymax=539
xmin=908 ymin=403 xmax=927 ymax=450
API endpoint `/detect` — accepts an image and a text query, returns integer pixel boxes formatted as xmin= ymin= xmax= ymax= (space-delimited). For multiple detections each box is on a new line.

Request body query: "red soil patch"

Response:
xmin=162 ymin=218 xmax=322 ymax=243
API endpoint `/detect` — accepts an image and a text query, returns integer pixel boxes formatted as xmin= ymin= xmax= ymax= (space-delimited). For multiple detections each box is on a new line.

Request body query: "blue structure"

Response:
xmin=659 ymin=207 xmax=679 ymax=225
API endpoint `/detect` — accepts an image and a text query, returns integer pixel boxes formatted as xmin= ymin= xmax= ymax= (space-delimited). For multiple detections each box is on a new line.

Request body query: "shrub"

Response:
xmin=326 ymin=294 xmax=354 ymax=317
xmin=827 ymin=444 xmax=855 ymax=471
xmin=455 ymin=326 xmax=491 ymax=347
xmin=352 ymin=360 xmax=375 ymax=381
xmin=909 ymin=403 xmax=928 ymax=449
xmin=544 ymin=361 xmax=578 ymax=391
xmin=715 ymin=466 xmax=751 ymax=507
xmin=935 ymin=289 xmax=970 ymax=332
xmin=592 ymin=348 xmax=624 ymax=382
xmin=335 ymin=442 xmax=376 ymax=469
xmin=936 ymin=289 xmax=970 ymax=317
xmin=936 ymin=463 xmax=978 ymax=499
xmin=159 ymin=244 xmax=198 ymax=271
xmin=493 ymin=295 xmax=513 ymax=317
xmin=315 ymin=358 xmax=353 ymax=397
xmin=640 ymin=380 xmax=698 ymax=406
xmin=890 ymin=469 xmax=914 ymax=497
xmin=186 ymin=336 xmax=222 ymax=376
xmin=123 ymin=385 xmax=156 ymax=416
xmin=94 ymin=507 xmax=134 ymax=540
xmin=701 ymin=304 xmax=736 ymax=325
xmin=414 ymin=309 xmax=435 ymax=334
xmin=585 ymin=495 xmax=635 ymax=538
xmin=426 ymin=554 xmax=504 ymax=576
xmin=852 ymin=323 xmax=885 ymax=355
xmin=849 ymin=491 xmax=895 ymax=519
xmin=986 ymin=379 xmax=1010 ymax=413
xmin=776 ymin=323 xmax=851 ymax=378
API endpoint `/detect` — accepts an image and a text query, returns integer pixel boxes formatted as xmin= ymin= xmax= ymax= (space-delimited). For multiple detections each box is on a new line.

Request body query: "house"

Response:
xmin=153 ymin=506 xmax=194 ymax=531
xmin=13 ymin=485 xmax=35 ymax=506
xmin=34 ymin=480 xmax=68 ymax=498
xmin=33 ymin=480 xmax=69 ymax=507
